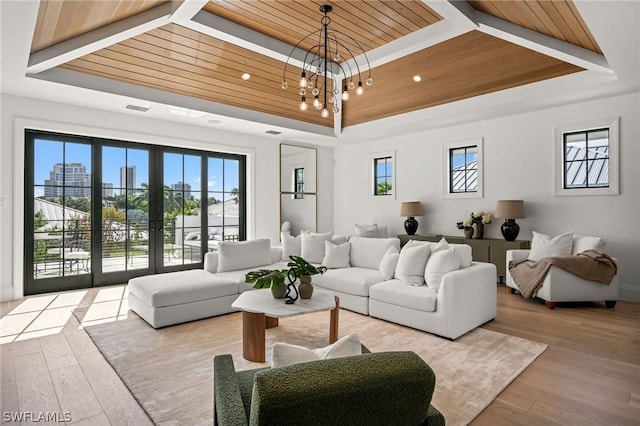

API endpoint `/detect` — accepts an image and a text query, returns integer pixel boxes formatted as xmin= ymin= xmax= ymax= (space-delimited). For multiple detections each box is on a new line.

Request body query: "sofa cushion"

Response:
xmin=425 ymin=248 xmax=460 ymax=292
xmin=301 ymin=231 xmax=333 ymax=264
xmin=572 ymin=234 xmax=606 ymax=254
xmin=271 ymin=334 xmax=362 ymax=368
xmin=217 ymin=239 xmax=271 ymax=273
xmin=322 ymin=241 xmax=351 ymax=269
xmin=281 ymin=233 xmax=301 ymax=260
xmin=216 ymin=262 xmax=289 ymax=293
xmin=127 ymin=269 xmax=237 ymax=308
xmin=395 ymin=241 xmax=430 ymax=286
xmin=379 ymin=246 xmax=400 ymax=280
xmin=354 ymin=223 xmax=388 ymax=238
xmin=313 ymin=267 xmax=385 ymax=297
xmin=349 ymin=236 xmax=401 ymax=270
xmin=369 ymin=280 xmax=437 ymax=312
xmin=528 ymin=231 xmax=573 ymax=261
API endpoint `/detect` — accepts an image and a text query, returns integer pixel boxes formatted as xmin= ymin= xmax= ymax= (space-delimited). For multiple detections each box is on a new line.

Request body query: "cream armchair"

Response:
xmin=505 ymin=234 xmax=619 ymax=309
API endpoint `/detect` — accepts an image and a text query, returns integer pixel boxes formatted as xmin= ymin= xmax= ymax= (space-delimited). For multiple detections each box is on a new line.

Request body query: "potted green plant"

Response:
xmin=244 ymin=255 xmax=327 ymax=300
xmin=286 ymin=255 xmax=327 ymax=299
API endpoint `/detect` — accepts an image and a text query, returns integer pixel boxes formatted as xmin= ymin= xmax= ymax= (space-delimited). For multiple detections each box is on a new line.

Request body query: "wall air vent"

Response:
xmin=265 ymin=130 xmax=282 ymax=135
xmin=125 ymin=104 xmax=150 ymax=112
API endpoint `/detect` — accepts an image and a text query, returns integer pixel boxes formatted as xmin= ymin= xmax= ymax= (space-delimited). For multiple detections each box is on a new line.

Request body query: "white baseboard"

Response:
xmin=619 ymin=283 xmax=640 ymax=303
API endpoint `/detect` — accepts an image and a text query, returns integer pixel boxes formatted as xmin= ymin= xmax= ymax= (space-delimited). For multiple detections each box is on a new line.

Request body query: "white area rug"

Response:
xmin=79 ymin=308 xmax=546 ymax=426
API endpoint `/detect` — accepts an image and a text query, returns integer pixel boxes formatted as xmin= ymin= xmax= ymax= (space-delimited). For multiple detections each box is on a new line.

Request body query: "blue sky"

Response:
xmin=34 ymin=139 xmax=239 ymax=197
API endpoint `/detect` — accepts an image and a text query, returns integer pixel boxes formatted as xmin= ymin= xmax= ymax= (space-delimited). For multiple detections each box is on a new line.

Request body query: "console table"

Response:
xmin=398 ymin=234 xmax=530 ymax=280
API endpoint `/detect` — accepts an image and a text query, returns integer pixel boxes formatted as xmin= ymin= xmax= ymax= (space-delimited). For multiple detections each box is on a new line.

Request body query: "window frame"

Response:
xmin=294 ymin=167 xmax=305 ymax=199
xmin=370 ymin=150 xmax=395 ymax=198
xmin=554 ymin=117 xmax=619 ymax=197
xmin=442 ymin=137 xmax=484 ymax=199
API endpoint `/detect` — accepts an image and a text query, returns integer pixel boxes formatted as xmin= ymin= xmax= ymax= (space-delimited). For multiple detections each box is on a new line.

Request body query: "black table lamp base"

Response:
xmin=404 ymin=217 xmax=418 ymax=235
xmin=500 ymin=219 xmax=520 ymax=241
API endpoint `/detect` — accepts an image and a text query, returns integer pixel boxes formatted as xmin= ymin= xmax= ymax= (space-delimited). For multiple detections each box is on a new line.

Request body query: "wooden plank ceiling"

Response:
xmin=30 ymin=0 xmax=601 ymax=131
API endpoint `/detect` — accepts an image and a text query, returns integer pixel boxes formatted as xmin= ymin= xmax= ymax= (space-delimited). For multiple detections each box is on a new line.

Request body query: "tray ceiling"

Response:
xmin=27 ymin=0 xmax=607 ymax=137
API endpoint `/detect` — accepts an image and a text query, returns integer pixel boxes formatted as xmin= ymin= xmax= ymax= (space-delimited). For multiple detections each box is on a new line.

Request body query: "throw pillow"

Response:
xmin=301 ymin=231 xmax=333 ymax=264
xmin=217 ymin=239 xmax=271 ymax=273
xmin=281 ymin=221 xmax=291 ymax=232
xmin=349 ymin=236 xmax=401 ymax=270
xmin=395 ymin=240 xmax=431 ymax=286
xmin=528 ymin=231 xmax=573 ymax=261
xmin=572 ymin=234 xmax=606 ymax=254
xmin=425 ymin=247 xmax=460 ymax=292
xmin=431 ymin=237 xmax=449 ymax=253
xmin=271 ymin=334 xmax=362 ymax=368
xmin=184 ymin=231 xmax=199 ymax=241
xmin=379 ymin=246 xmax=400 ymax=280
xmin=322 ymin=241 xmax=351 ymax=269
xmin=451 ymin=244 xmax=473 ymax=268
xmin=281 ymin=232 xmax=301 ymax=261
xmin=354 ymin=223 xmax=388 ymax=238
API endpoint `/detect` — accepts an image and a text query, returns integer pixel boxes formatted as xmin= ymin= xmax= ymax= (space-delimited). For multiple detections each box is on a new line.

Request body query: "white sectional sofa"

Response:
xmin=128 ymin=235 xmax=497 ymax=339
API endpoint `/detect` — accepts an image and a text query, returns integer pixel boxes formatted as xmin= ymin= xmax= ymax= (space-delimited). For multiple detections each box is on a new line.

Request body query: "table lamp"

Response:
xmin=400 ymin=201 xmax=424 ymax=235
xmin=495 ymin=200 xmax=525 ymax=241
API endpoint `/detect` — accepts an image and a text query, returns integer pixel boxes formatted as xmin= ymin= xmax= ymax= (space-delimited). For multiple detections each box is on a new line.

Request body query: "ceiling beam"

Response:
xmin=444 ymin=1 xmax=612 ymax=74
xmin=475 ymin=11 xmax=612 ymax=74
xmin=27 ymin=2 xmax=174 ymax=74
xmin=26 ymin=0 xmax=211 ymax=75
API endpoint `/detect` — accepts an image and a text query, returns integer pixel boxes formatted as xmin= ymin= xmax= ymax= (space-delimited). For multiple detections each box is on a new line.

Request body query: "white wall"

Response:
xmin=333 ymin=92 xmax=640 ymax=301
xmin=0 ymin=94 xmax=334 ymax=300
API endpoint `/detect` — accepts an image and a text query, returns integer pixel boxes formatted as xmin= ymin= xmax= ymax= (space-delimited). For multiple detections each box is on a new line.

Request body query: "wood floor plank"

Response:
xmin=76 ymin=351 xmax=152 ymax=425
xmin=40 ymin=333 xmax=78 ymax=371
xmin=14 ymin=351 xmax=63 ymax=425
xmin=62 ymin=315 xmax=98 ymax=356
xmin=68 ymin=413 xmax=111 ymax=426
xmin=49 ymin=365 xmax=103 ymax=424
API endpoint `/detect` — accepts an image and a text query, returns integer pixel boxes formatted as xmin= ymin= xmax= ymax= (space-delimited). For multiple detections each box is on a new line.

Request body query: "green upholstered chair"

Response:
xmin=213 ymin=349 xmax=445 ymax=426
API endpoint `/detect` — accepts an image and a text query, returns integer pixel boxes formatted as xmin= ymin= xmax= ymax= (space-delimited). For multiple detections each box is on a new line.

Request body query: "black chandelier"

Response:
xmin=281 ymin=4 xmax=373 ymax=118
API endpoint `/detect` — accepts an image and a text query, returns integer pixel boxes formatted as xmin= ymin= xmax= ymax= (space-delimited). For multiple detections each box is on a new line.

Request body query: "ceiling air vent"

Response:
xmin=265 ymin=130 xmax=282 ymax=135
xmin=125 ymin=104 xmax=149 ymax=112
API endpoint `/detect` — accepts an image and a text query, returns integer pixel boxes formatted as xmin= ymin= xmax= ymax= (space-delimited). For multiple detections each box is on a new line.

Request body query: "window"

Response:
xmin=294 ymin=167 xmax=304 ymax=199
xmin=373 ymin=154 xmax=394 ymax=196
xmin=555 ymin=117 xmax=619 ymax=196
xmin=443 ymin=138 xmax=483 ymax=199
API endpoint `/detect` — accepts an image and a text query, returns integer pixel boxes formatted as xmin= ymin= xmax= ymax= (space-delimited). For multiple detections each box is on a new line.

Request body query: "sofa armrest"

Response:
xmin=213 ymin=355 xmax=248 ymax=426
xmin=437 ymin=262 xmax=497 ymax=339
xmin=505 ymin=250 xmax=530 ymax=288
xmin=204 ymin=252 xmax=218 ymax=274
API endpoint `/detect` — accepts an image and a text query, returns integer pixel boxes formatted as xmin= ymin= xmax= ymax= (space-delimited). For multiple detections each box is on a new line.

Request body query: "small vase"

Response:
xmin=271 ymin=284 xmax=287 ymax=299
xmin=474 ymin=222 xmax=484 ymax=239
xmin=298 ymin=275 xmax=313 ymax=299
xmin=464 ymin=228 xmax=474 ymax=239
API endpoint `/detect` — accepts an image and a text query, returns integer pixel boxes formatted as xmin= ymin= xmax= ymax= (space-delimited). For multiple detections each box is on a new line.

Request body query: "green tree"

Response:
xmin=34 ymin=210 xmax=48 ymax=229
xmin=376 ymin=181 xmax=392 ymax=195
xmin=230 ymin=187 xmax=239 ymax=204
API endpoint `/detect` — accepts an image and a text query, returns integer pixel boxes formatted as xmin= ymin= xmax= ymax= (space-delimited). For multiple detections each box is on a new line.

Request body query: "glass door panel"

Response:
xmin=163 ymin=152 xmax=201 ymax=267
xmin=32 ymin=138 xmax=92 ymax=280
xmin=102 ymin=146 xmax=150 ymax=273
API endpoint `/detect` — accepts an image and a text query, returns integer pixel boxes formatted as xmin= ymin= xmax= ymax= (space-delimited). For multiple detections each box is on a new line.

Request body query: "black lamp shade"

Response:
xmin=404 ymin=217 xmax=418 ymax=235
xmin=500 ymin=219 xmax=520 ymax=241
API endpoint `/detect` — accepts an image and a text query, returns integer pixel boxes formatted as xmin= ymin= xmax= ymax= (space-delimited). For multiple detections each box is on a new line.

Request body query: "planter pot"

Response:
xmin=271 ymin=284 xmax=287 ymax=299
xmin=298 ymin=275 xmax=313 ymax=299
xmin=474 ymin=222 xmax=484 ymax=239
xmin=464 ymin=228 xmax=474 ymax=239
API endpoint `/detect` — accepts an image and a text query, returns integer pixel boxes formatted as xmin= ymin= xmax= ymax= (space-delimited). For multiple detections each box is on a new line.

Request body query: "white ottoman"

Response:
xmin=128 ymin=269 xmax=239 ymax=328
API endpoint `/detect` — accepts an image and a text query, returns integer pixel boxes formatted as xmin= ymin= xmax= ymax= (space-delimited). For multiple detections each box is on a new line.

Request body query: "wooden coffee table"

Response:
xmin=231 ymin=289 xmax=339 ymax=362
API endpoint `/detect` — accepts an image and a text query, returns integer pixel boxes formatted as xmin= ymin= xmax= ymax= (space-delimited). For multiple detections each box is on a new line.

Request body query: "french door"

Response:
xmin=25 ymin=130 xmax=245 ymax=295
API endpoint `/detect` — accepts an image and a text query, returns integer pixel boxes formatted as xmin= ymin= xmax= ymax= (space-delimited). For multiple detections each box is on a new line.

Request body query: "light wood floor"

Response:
xmin=1 ymin=284 xmax=638 ymax=425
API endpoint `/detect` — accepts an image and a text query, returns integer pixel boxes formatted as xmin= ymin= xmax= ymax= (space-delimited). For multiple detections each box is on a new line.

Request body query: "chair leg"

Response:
xmin=508 ymin=287 xmax=516 ymax=294
xmin=605 ymin=300 xmax=617 ymax=308
xmin=545 ymin=301 xmax=556 ymax=309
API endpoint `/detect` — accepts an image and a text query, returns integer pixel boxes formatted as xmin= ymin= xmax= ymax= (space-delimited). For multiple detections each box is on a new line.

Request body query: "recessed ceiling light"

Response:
xmin=208 ymin=119 xmax=222 ymax=124
xmin=412 ymin=75 xmax=422 ymax=82
xmin=241 ymin=73 xmax=251 ymax=81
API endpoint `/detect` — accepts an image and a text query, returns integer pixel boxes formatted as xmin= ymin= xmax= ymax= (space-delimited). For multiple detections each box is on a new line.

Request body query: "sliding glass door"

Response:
xmin=25 ymin=130 xmax=246 ymax=295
